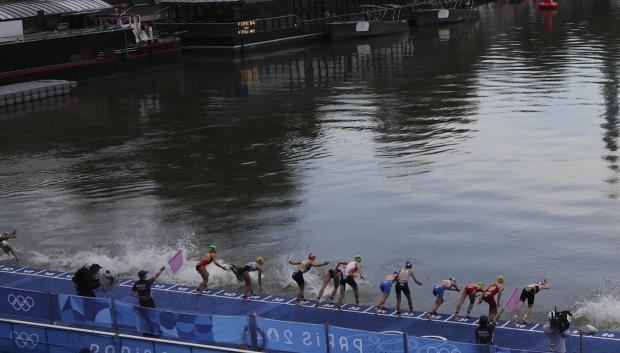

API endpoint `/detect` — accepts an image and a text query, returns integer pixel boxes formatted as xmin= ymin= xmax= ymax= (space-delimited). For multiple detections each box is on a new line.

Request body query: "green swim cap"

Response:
xmin=208 ymin=245 xmax=217 ymax=252
xmin=354 ymin=255 xmax=362 ymax=261
xmin=478 ymin=282 xmax=484 ymax=289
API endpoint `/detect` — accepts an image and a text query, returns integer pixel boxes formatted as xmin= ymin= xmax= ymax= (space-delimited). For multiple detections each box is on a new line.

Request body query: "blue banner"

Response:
xmin=0 ymin=286 xmax=51 ymax=322
xmin=408 ymin=335 xmax=490 ymax=353
xmin=1 ymin=320 xmax=246 ymax=353
xmin=257 ymin=317 xmax=326 ymax=353
xmin=329 ymin=326 xmax=404 ymax=353
xmin=113 ymin=300 xmax=247 ymax=344
xmin=0 ymin=322 xmax=49 ymax=353
xmin=57 ymin=294 xmax=113 ymax=329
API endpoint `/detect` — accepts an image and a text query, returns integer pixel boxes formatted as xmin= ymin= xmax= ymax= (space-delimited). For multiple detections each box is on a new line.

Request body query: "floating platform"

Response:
xmin=0 ymin=264 xmax=618 ymax=353
xmin=0 ymin=80 xmax=77 ymax=107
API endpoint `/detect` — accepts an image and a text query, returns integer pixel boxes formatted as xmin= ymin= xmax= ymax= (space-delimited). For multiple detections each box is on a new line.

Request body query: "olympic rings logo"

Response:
xmin=7 ymin=294 xmax=35 ymax=311
xmin=11 ymin=331 xmax=39 ymax=349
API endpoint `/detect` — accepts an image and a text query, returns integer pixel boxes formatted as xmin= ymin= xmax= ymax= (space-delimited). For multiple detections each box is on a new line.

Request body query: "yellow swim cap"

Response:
xmin=256 ymin=257 xmax=264 ymax=264
xmin=497 ymin=275 xmax=504 ymax=284
xmin=478 ymin=282 xmax=484 ymax=289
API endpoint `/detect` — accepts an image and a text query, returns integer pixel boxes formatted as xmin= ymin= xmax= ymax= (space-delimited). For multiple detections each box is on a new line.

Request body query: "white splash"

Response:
xmin=573 ymin=280 xmax=620 ymax=330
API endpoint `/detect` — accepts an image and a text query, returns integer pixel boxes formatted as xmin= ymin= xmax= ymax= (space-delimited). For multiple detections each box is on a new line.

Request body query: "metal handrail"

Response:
xmin=0 ymin=316 xmax=261 ymax=353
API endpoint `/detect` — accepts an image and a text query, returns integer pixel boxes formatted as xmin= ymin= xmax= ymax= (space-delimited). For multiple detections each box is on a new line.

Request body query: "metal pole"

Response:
xmin=324 ymin=323 xmax=331 ymax=353
xmin=47 ymin=291 xmax=54 ymax=324
xmin=402 ymin=332 xmax=408 ymax=353
xmin=579 ymin=332 xmax=584 ymax=353
xmin=249 ymin=314 xmax=258 ymax=349
xmin=10 ymin=322 xmax=17 ymax=352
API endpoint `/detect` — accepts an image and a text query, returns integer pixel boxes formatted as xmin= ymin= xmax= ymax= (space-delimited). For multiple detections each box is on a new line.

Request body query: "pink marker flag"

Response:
xmin=168 ymin=250 xmax=184 ymax=273
xmin=503 ymin=288 xmax=521 ymax=312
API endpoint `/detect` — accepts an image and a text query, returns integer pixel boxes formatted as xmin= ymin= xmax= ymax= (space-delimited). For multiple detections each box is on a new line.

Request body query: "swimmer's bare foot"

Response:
xmin=396 ymin=311 xmax=401 ymax=318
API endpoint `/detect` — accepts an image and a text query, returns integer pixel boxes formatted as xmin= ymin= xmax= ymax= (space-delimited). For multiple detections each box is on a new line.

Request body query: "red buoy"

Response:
xmin=538 ymin=0 xmax=558 ymax=10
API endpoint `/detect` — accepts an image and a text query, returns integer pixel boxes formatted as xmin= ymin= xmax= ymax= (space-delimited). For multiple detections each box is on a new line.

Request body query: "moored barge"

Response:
xmin=0 ymin=0 xmax=181 ymax=83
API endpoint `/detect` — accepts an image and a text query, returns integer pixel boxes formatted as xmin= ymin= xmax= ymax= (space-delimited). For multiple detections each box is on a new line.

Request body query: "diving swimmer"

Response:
xmin=0 ymin=229 xmax=19 ymax=261
xmin=289 ymin=253 xmax=329 ymax=305
xmin=231 ymin=257 xmax=264 ymax=301
xmin=455 ymin=282 xmax=485 ymax=319
xmin=315 ymin=261 xmax=348 ymax=307
xmin=513 ymin=277 xmax=550 ymax=324
xmin=194 ymin=245 xmax=229 ymax=293
xmin=427 ymin=277 xmax=461 ymax=320
xmin=337 ymin=255 xmax=364 ymax=310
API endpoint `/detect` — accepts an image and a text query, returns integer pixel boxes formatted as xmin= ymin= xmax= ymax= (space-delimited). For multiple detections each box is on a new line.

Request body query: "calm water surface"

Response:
xmin=2 ymin=0 xmax=620 ymax=328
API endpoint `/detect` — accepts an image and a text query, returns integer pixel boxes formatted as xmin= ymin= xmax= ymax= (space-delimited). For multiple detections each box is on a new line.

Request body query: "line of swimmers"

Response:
xmin=193 ymin=246 xmax=550 ymax=325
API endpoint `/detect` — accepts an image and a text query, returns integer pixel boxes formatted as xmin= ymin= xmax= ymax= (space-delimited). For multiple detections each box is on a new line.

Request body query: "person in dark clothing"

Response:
xmin=132 ymin=266 xmax=166 ymax=308
xmin=475 ymin=315 xmax=497 ymax=344
xmin=73 ymin=264 xmax=102 ymax=297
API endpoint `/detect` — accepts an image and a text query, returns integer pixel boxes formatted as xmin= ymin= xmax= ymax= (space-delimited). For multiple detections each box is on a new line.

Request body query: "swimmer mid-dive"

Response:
xmin=337 ymin=255 xmax=364 ymax=311
xmin=289 ymin=253 xmax=329 ymax=305
xmin=315 ymin=261 xmax=348 ymax=307
xmin=0 ymin=229 xmax=19 ymax=261
xmin=395 ymin=260 xmax=423 ymax=317
xmin=194 ymin=245 xmax=229 ymax=293
xmin=374 ymin=270 xmax=399 ymax=314
xmin=513 ymin=276 xmax=550 ymax=325
xmin=231 ymin=257 xmax=264 ymax=301
xmin=480 ymin=275 xmax=505 ymax=321
xmin=427 ymin=277 xmax=461 ymax=320
xmin=454 ymin=282 xmax=485 ymax=319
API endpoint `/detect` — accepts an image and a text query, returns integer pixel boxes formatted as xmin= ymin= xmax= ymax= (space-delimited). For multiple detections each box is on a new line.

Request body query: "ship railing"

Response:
xmin=0 ymin=285 xmax=555 ymax=353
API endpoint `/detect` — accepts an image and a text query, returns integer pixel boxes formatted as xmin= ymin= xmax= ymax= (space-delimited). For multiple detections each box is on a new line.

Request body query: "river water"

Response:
xmin=1 ymin=0 xmax=620 ymax=329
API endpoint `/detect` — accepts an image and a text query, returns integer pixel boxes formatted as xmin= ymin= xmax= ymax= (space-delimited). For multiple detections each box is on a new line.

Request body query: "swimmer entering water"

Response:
xmin=427 ymin=277 xmax=461 ymax=320
xmin=337 ymin=255 xmax=364 ymax=311
xmin=289 ymin=253 xmax=329 ymax=305
xmin=194 ymin=245 xmax=229 ymax=293
xmin=513 ymin=277 xmax=550 ymax=325
xmin=0 ymin=229 xmax=19 ymax=261
xmin=315 ymin=261 xmax=348 ymax=307
xmin=395 ymin=260 xmax=423 ymax=317
xmin=231 ymin=257 xmax=264 ymax=301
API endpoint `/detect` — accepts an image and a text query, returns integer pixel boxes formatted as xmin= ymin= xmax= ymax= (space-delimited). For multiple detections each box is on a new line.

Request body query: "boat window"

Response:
xmin=121 ymin=17 xmax=131 ymax=25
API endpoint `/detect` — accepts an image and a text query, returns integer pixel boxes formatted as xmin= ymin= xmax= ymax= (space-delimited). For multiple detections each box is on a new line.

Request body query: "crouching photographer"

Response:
xmin=543 ymin=308 xmax=572 ymax=353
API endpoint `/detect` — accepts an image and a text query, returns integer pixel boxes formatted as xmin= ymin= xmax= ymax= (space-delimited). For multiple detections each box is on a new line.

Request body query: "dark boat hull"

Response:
xmin=327 ymin=20 xmax=410 ymax=41
xmin=0 ymin=29 xmax=181 ymax=84
xmin=409 ymin=8 xmax=480 ymax=26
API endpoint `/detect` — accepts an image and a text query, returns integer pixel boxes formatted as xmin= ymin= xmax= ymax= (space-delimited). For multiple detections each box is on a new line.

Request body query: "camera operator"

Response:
xmin=72 ymin=264 xmax=102 ymax=297
xmin=543 ymin=310 xmax=572 ymax=353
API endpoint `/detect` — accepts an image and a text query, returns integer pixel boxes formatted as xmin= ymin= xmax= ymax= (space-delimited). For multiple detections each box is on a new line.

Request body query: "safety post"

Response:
xmin=46 ymin=292 xmax=53 ymax=353
xmin=402 ymin=332 xmax=409 ymax=353
xmin=110 ymin=297 xmax=121 ymax=353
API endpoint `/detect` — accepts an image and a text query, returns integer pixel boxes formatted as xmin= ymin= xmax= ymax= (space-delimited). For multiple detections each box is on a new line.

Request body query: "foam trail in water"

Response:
xmin=26 ymin=234 xmax=356 ymax=298
xmin=573 ymin=280 xmax=620 ymax=330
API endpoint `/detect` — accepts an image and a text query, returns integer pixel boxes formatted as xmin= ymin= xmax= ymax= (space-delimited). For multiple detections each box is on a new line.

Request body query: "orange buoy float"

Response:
xmin=538 ymin=0 xmax=558 ymax=10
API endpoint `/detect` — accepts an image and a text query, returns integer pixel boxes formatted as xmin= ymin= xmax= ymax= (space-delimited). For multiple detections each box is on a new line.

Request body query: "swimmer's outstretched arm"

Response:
xmin=289 ymin=260 xmax=301 ymax=265
xmin=313 ymin=261 xmax=329 ymax=267
xmin=214 ymin=261 xmax=229 ymax=271
xmin=410 ymin=270 xmax=423 ymax=286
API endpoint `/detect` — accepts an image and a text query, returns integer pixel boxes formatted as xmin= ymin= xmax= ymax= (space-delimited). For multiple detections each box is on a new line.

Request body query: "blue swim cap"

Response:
xmin=405 ymin=261 xmax=412 ymax=269
xmin=393 ymin=271 xmax=399 ymax=276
